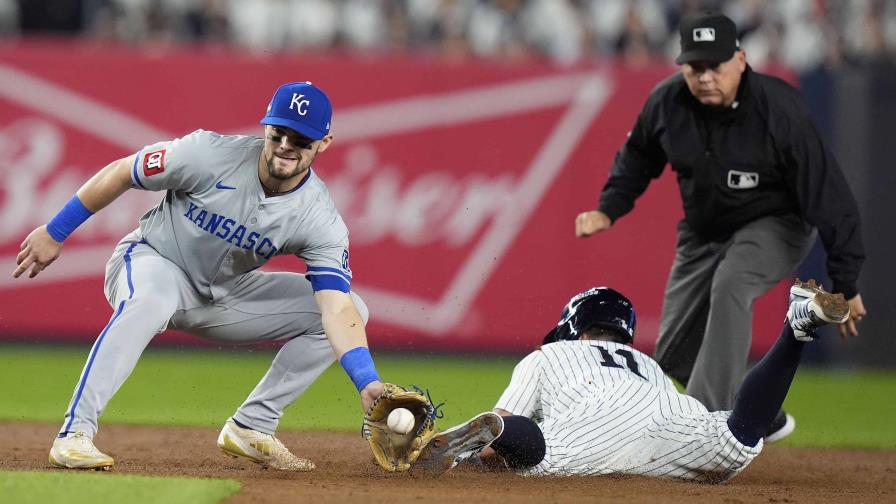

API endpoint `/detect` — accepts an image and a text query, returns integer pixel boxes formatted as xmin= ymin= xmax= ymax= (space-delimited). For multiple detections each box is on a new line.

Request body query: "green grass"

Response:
xmin=0 ymin=345 xmax=517 ymax=431
xmin=0 ymin=470 xmax=239 ymax=504
xmin=782 ymin=369 xmax=896 ymax=448
xmin=0 ymin=345 xmax=894 ymax=448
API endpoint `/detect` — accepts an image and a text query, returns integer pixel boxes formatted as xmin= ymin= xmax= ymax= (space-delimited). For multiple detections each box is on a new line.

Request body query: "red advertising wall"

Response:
xmin=0 ymin=41 xmax=789 ymax=355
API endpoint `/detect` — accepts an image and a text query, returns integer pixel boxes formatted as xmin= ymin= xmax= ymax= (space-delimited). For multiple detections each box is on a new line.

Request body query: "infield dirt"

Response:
xmin=3 ymin=422 xmax=894 ymax=503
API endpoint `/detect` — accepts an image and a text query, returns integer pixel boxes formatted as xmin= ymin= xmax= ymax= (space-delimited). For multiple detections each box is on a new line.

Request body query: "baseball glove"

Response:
xmin=363 ymin=383 xmax=442 ymax=472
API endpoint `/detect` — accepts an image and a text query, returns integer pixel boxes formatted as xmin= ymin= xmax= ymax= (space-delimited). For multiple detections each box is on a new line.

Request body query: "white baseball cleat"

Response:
xmin=49 ymin=432 xmax=114 ymax=470
xmin=413 ymin=412 xmax=504 ymax=475
xmin=217 ymin=418 xmax=314 ymax=471
xmin=787 ymin=279 xmax=850 ymax=341
xmin=764 ymin=411 xmax=796 ymax=443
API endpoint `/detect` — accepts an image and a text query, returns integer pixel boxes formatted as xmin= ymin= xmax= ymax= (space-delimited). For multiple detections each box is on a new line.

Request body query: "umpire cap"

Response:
xmin=676 ymin=12 xmax=739 ymax=64
xmin=261 ymin=82 xmax=332 ymax=140
xmin=542 ymin=287 xmax=636 ymax=345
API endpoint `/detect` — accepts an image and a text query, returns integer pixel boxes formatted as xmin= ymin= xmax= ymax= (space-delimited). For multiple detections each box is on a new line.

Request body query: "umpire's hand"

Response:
xmin=840 ymin=294 xmax=867 ymax=339
xmin=575 ymin=210 xmax=613 ymax=237
xmin=13 ymin=226 xmax=62 ymax=279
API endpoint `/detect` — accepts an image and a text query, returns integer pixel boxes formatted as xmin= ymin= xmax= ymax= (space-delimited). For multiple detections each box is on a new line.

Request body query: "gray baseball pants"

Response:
xmin=58 ymin=239 xmax=368 ymax=438
xmin=653 ymin=214 xmax=815 ymax=411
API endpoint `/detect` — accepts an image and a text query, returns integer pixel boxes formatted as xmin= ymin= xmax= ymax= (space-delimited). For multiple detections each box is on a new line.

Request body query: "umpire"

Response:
xmin=574 ymin=12 xmax=867 ymax=425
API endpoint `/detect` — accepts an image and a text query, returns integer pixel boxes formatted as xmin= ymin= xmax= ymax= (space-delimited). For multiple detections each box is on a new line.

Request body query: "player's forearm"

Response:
xmin=43 ymin=155 xmax=135 ymax=244
xmin=76 ymin=155 xmax=136 ymax=212
xmin=321 ymin=306 xmax=369 ymax=358
xmin=325 ymin=307 xmax=381 ymax=398
xmin=315 ymin=289 xmax=380 ymax=393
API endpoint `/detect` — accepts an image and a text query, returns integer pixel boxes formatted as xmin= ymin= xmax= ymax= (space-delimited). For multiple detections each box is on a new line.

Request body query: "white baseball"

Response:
xmin=387 ymin=408 xmax=415 ymax=435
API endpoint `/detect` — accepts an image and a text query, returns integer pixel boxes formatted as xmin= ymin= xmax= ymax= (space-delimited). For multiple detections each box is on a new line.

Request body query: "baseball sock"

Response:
xmin=727 ymin=324 xmax=805 ymax=447
xmin=490 ymin=415 xmax=546 ymax=469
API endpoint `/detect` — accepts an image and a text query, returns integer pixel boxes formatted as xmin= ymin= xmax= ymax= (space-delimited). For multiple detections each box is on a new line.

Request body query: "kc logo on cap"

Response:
xmin=260 ymin=81 xmax=332 ymax=140
xmin=693 ymin=28 xmax=716 ymax=42
xmin=290 ymin=93 xmax=310 ymax=116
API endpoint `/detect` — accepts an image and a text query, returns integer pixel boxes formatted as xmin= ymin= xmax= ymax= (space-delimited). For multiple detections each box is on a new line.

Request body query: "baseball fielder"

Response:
xmin=13 ymin=82 xmax=387 ymax=471
xmin=415 ymin=280 xmax=849 ymax=482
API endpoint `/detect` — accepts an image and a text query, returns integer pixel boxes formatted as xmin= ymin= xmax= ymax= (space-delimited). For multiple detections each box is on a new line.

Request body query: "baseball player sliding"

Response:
xmin=414 ymin=280 xmax=849 ymax=482
xmin=13 ymin=82 xmax=388 ymax=471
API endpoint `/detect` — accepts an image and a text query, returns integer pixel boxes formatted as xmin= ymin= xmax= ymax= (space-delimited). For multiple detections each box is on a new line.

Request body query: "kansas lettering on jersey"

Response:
xmin=495 ymin=340 xmax=761 ymax=481
xmin=182 ymin=202 xmax=278 ymax=258
xmin=128 ymin=129 xmax=352 ymax=299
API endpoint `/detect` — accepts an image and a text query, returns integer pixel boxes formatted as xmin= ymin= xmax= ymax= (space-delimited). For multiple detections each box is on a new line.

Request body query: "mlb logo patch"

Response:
xmin=728 ymin=170 xmax=759 ymax=189
xmin=693 ymin=28 xmax=716 ymax=42
xmin=143 ymin=149 xmax=166 ymax=177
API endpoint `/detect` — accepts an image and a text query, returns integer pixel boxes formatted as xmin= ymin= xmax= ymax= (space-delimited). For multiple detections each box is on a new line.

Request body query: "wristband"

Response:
xmin=46 ymin=195 xmax=94 ymax=242
xmin=339 ymin=346 xmax=380 ymax=392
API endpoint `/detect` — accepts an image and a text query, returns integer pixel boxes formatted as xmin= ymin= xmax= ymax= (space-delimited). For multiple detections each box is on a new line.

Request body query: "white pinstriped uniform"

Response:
xmin=495 ymin=340 xmax=761 ymax=482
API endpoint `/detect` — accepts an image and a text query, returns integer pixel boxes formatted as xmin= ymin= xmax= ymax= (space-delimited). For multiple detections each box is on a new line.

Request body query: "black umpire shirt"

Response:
xmin=597 ymin=65 xmax=864 ymax=299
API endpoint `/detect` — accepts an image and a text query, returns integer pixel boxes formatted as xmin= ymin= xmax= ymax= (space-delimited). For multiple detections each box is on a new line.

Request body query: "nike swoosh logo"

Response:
xmin=216 ymin=181 xmax=237 ymax=190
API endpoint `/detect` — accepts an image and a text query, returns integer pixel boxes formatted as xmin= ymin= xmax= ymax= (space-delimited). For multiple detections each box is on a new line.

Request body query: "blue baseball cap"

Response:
xmin=260 ymin=82 xmax=332 ymax=140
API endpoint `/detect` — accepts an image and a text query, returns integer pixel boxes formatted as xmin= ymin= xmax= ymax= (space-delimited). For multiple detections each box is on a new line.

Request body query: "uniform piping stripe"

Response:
xmin=291 ymin=168 xmax=312 ymax=193
xmin=123 ymin=241 xmax=142 ymax=298
xmin=132 ymin=150 xmax=146 ymax=189
xmin=308 ymin=274 xmax=351 ymax=293
xmin=306 ymin=266 xmax=352 ymax=283
xmin=63 ymin=241 xmax=140 ymax=433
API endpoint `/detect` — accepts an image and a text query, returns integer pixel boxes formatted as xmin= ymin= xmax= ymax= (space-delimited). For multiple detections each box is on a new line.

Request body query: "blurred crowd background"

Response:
xmin=3 ymin=0 xmax=895 ymax=73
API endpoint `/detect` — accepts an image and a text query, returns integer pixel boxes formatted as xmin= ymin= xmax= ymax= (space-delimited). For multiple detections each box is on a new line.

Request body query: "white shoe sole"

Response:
xmin=791 ymin=281 xmax=849 ymax=324
xmin=413 ymin=412 xmax=504 ymax=475
xmin=764 ymin=413 xmax=796 ymax=443
xmin=49 ymin=450 xmax=113 ymax=470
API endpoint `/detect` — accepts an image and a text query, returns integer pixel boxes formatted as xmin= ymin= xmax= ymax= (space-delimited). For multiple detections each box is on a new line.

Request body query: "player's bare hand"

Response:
xmin=13 ymin=226 xmax=62 ymax=279
xmin=360 ymin=380 xmax=384 ymax=412
xmin=575 ymin=211 xmax=612 ymax=238
xmin=837 ymin=294 xmax=866 ymax=339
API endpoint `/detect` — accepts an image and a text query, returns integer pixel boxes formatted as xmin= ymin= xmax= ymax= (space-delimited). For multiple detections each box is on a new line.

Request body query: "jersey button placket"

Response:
xmin=252 ymin=203 xmax=262 ymax=225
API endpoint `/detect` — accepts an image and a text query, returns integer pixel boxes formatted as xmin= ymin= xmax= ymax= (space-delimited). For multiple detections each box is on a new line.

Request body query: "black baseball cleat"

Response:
xmin=764 ymin=410 xmax=796 ymax=443
xmin=412 ymin=412 xmax=504 ymax=476
xmin=787 ymin=279 xmax=849 ymax=341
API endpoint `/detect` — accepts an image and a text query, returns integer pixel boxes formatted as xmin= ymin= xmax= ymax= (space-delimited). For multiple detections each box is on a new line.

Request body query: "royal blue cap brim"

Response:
xmin=260 ymin=116 xmax=327 ymax=141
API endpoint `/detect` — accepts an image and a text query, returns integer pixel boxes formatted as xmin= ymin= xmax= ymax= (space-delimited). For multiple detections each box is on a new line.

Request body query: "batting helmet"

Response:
xmin=542 ymin=287 xmax=636 ymax=345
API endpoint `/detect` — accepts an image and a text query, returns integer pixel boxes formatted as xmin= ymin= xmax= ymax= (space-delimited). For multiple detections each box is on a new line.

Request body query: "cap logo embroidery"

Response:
xmin=289 ymin=93 xmax=310 ymax=115
xmin=693 ymin=28 xmax=715 ymax=42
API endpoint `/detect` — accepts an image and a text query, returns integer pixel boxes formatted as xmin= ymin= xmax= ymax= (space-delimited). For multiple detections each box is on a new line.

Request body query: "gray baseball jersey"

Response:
xmin=495 ymin=340 xmax=761 ymax=482
xmin=131 ymin=129 xmax=352 ymax=297
xmin=59 ymin=129 xmax=366 ymax=438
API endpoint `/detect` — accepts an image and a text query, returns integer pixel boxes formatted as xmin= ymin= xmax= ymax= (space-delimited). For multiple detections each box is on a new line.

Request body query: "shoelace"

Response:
xmin=64 ymin=432 xmax=104 ymax=454
xmin=790 ymin=298 xmax=817 ymax=331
